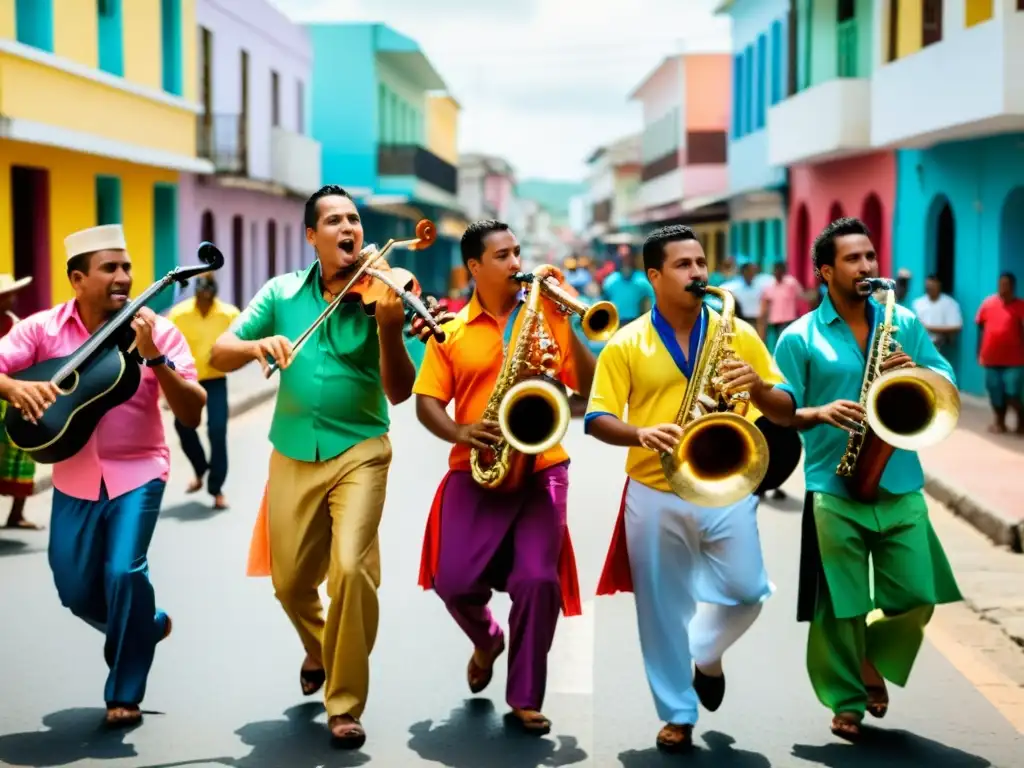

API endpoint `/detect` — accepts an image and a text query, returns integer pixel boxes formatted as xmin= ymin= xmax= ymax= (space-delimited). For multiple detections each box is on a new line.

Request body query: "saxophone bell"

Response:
xmin=498 ymin=376 xmax=571 ymax=456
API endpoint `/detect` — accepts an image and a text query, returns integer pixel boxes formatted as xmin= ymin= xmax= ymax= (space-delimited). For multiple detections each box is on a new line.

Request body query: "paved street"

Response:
xmin=0 ymin=399 xmax=1022 ymax=767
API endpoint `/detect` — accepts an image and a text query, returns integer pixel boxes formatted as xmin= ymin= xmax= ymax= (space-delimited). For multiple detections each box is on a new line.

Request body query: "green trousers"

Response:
xmin=806 ymin=491 xmax=962 ymax=716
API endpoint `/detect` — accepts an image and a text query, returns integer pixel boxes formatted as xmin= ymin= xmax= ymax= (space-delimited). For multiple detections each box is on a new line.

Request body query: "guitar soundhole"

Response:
xmin=55 ymin=373 xmax=77 ymax=395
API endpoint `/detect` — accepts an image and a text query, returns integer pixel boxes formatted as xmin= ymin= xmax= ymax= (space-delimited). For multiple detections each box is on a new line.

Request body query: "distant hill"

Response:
xmin=516 ymin=179 xmax=587 ymax=218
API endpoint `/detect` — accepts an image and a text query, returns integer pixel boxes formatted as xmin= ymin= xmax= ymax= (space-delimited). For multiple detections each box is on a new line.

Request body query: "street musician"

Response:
xmin=0 ymin=224 xmax=205 ymax=728
xmin=772 ymin=217 xmax=962 ymax=742
xmin=584 ymin=225 xmax=794 ymax=753
xmin=209 ymin=184 xmax=450 ymax=750
xmin=413 ymin=219 xmax=598 ymax=736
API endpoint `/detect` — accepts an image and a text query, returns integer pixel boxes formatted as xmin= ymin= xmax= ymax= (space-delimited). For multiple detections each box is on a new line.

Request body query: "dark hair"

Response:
xmin=304 ymin=184 xmax=353 ymax=230
xmin=460 ymin=219 xmax=510 ymax=267
xmin=926 ymin=273 xmax=940 ymax=282
xmin=642 ymin=225 xmax=697 ymax=272
xmin=67 ymin=252 xmax=93 ymax=276
xmin=811 ymin=217 xmax=871 ymax=271
xmin=999 ymin=272 xmax=1016 ymax=286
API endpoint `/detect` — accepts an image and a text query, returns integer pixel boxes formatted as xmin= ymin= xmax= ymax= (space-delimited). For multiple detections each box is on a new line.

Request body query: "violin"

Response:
xmin=4 ymin=242 xmax=226 ymax=464
xmin=265 ymin=219 xmax=445 ymax=377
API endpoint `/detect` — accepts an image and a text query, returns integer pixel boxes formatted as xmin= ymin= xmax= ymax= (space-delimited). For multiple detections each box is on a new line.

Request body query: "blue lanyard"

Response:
xmin=652 ymin=304 xmax=707 ymax=379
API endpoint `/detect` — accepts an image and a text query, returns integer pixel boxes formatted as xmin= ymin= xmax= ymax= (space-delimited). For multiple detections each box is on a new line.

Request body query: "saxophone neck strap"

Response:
xmin=502 ymin=301 xmax=525 ymax=350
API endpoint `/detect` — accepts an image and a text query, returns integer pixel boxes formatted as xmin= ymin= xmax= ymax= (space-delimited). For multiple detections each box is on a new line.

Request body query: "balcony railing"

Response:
xmin=378 ymin=144 xmax=457 ymax=194
xmin=197 ymin=113 xmax=247 ymax=175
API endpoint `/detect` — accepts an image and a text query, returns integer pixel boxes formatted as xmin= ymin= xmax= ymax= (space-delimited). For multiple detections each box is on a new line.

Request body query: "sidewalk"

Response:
xmin=920 ymin=393 xmax=1024 ymax=553
xmin=29 ymin=363 xmax=278 ymax=496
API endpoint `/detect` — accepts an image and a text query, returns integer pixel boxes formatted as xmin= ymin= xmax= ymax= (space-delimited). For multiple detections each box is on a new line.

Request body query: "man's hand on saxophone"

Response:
xmin=637 ymin=424 xmax=684 ymax=453
xmin=454 ymin=420 xmax=502 ymax=451
xmin=880 ymin=350 xmax=914 ymax=371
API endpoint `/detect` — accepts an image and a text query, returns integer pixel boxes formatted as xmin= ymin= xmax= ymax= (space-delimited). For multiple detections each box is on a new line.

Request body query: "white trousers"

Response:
xmin=624 ymin=479 xmax=774 ymax=725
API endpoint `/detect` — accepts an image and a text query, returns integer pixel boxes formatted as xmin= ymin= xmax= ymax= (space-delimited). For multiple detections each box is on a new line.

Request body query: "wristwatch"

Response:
xmin=144 ymin=355 xmax=175 ymax=370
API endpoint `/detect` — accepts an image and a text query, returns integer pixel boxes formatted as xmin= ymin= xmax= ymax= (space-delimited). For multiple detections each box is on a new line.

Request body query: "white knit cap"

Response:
xmin=64 ymin=224 xmax=127 ymax=262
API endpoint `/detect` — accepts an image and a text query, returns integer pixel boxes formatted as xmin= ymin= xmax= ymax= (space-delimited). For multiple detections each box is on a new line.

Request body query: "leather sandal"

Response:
xmin=300 ymin=667 xmax=325 ymax=696
xmin=104 ymin=704 xmax=142 ymax=728
xmin=831 ymin=713 xmax=862 ymax=741
xmin=656 ymin=723 xmax=693 ymax=753
xmin=329 ymin=715 xmax=366 ymax=749
xmin=866 ymin=685 xmax=889 ymax=719
xmin=467 ymin=636 xmax=505 ymax=694
xmin=509 ymin=708 xmax=551 ymax=735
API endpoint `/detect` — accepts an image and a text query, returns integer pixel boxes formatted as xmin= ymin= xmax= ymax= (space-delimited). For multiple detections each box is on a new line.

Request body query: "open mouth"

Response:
xmin=109 ymin=290 xmax=129 ymax=301
xmin=339 ymin=238 xmax=356 ymax=255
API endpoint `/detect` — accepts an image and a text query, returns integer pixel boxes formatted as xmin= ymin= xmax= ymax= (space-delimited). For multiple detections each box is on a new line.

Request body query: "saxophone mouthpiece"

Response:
xmin=686 ymin=280 xmax=709 ymax=296
xmin=856 ymin=277 xmax=895 ymax=295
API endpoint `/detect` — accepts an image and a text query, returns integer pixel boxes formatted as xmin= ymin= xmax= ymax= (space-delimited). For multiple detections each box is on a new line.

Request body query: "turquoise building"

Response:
xmin=717 ymin=0 xmax=789 ymax=269
xmin=306 ymin=23 xmax=464 ymax=297
xmin=893 ymin=134 xmax=1024 ymax=396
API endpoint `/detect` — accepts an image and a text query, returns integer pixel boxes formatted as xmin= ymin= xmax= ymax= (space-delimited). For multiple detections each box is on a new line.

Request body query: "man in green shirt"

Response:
xmin=210 ymin=185 xmax=450 ymax=749
xmin=772 ymin=218 xmax=962 ymax=742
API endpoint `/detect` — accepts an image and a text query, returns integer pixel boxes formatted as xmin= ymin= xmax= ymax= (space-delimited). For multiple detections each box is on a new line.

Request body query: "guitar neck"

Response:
xmin=52 ymin=278 xmax=170 ymax=384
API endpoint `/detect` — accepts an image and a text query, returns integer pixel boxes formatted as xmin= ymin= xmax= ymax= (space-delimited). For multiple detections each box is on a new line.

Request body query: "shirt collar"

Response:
xmin=466 ymin=288 xmax=526 ymax=324
xmin=818 ymin=291 xmax=879 ymax=325
xmin=49 ymin=300 xmax=90 ymax=336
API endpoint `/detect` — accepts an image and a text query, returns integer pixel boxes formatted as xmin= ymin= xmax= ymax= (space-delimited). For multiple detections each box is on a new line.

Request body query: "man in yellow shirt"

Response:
xmin=168 ymin=274 xmax=239 ymax=509
xmin=584 ymin=225 xmax=796 ymax=753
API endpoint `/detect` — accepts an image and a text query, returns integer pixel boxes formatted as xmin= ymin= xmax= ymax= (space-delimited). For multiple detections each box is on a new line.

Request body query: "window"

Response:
xmin=15 ymin=0 xmax=53 ymax=52
xmin=771 ymin=20 xmax=784 ymax=105
xmin=152 ymin=184 xmax=178 ymax=313
xmin=297 ymin=81 xmax=305 ymax=134
xmin=271 ymin=71 xmax=280 ymax=128
xmin=732 ymin=54 xmax=743 ymax=137
xmin=95 ymin=176 xmax=122 ymax=225
xmin=887 ymin=0 xmax=898 ymax=62
xmin=787 ymin=7 xmax=797 ymax=96
xmin=199 ymin=27 xmax=212 ymax=119
xmin=836 ymin=0 xmax=854 ymax=22
xmin=97 ymin=0 xmax=123 ymax=77
xmin=160 ymin=0 xmax=182 ymax=95
xmin=922 ymin=0 xmax=943 ymax=46
xmin=965 ymin=0 xmax=993 ymax=27
xmin=756 ymin=34 xmax=767 ymax=128
xmin=744 ymin=46 xmax=754 ymax=134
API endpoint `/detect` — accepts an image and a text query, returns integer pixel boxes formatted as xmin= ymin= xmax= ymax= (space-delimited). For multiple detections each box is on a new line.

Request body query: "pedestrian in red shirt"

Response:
xmin=975 ymin=272 xmax=1024 ymax=434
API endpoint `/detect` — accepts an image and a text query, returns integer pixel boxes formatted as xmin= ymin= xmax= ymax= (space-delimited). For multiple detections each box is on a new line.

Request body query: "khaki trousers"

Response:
xmin=267 ymin=435 xmax=392 ymax=719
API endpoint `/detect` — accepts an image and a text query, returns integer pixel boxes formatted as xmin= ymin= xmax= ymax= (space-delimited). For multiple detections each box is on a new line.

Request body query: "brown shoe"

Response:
xmin=508 ymin=708 xmax=551 ymax=735
xmin=831 ymin=712 xmax=862 ymax=741
xmin=656 ymin=723 xmax=693 ymax=753
xmin=329 ymin=715 xmax=366 ymax=749
xmin=467 ymin=636 xmax=505 ymax=694
xmin=104 ymin=704 xmax=142 ymax=728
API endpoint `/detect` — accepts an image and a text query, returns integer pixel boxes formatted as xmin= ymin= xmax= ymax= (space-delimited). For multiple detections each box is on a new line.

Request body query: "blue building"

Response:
xmin=717 ymin=0 xmax=789 ymax=269
xmin=306 ymin=23 xmax=465 ymax=297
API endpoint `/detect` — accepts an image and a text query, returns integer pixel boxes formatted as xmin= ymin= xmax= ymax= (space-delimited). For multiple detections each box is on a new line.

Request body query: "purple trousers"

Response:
xmin=432 ymin=462 xmax=569 ymax=710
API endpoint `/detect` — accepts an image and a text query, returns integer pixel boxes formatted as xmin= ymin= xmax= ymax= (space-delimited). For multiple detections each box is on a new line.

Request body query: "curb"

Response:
xmin=925 ymin=473 xmax=1023 ymax=554
xmin=29 ymin=385 xmax=279 ymax=497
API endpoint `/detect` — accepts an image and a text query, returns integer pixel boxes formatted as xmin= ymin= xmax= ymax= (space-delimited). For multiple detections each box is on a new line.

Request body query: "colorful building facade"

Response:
xmin=881 ymin=1 xmax=1024 ymax=395
xmin=306 ymin=23 xmax=465 ymax=298
xmin=0 ymin=0 xmax=205 ymax=314
xmin=768 ymin=0 xmax=895 ymax=284
xmin=583 ymin=133 xmax=642 ymax=256
xmin=718 ymin=0 xmax=789 ymax=270
xmin=179 ymin=0 xmax=321 ymax=308
xmin=628 ymin=52 xmax=732 ymax=269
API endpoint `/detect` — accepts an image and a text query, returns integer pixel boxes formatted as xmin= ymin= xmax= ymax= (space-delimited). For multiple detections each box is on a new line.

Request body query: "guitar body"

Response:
xmin=4 ymin=345 xmax=142 ymax=464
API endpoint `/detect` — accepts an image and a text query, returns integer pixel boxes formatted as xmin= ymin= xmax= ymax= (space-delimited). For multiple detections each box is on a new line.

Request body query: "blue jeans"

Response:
xmin=49 ymin=478 xmax=168 ymax=705
xmin=984 ymin=366 xmax=1024 ymax=410
xmin=175 ymin=377 xmax=228 ymax=495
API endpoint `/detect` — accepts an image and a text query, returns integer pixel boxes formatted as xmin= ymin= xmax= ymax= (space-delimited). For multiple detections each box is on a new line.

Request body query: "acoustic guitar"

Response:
xmin=4 ymin=242 xmax=225 ymax=464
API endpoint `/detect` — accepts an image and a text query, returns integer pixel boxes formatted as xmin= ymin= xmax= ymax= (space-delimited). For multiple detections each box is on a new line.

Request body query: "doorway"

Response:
xmin=999 ymin=187 xmax=1024 ymax=281
xmin=933 ymin=199 xmax=955 ymax=292
xmin=95 ymin=175 xmax=122 ymax=225
xmin=861 ymin=193 xmax=884 ymax=272
xmin=10 ymin=166 xmax=51 ymax=315
xmin=266 ymin=220 xmax=277 ymax=276
xmin=151 ymin=183 xmax=178 ymax=313
xmin=794 ymin=203 xmax=811 ymax=286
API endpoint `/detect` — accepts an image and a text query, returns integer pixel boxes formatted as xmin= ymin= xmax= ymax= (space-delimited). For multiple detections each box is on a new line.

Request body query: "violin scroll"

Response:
xmin=197 ymin=241 xmax=225 ymax=270
xmin=410 ymin=219 xmax=437 ymax=251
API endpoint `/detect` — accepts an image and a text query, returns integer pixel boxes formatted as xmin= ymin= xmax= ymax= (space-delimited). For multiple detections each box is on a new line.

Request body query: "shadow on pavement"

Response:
xmin=0 ymin=537 xmax=37 ymax=558
xmin=790 ymin=726 xmax=993 ymax=767
xmin=0 ymin=708 xmax=140 ymax=766
xmin=407 ymin=698 xmax=588 ymax=767
xmin=160 ymin=500 xmax=227 ymax=523
xmin=619 ymin=730 xmax=770 ymax=767
xmin=136 ymin=703 xmax=369 ymax=768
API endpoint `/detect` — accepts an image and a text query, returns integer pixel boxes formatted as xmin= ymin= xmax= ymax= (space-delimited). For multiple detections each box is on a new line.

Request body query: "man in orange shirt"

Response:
xmin=413 ymin=220 xmax=597 ymax=735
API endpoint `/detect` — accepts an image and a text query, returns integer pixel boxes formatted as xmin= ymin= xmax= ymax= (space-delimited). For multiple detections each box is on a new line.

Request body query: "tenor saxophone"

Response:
xmin=469 ymin=267 xmax=619 ymax=492
xmin=836 ymin=277 xmax=960 ymax=502
xmin=660 ymin=284 xmax=770 ymax=506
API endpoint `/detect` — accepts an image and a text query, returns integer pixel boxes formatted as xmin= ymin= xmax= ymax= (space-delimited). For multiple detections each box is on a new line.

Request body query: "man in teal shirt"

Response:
xmin=772 ymin=217 xmax=962 ymax=742
xmin=601 ymin=256 xmax=654 ymax=324
xmin=210 ymin=185 xmax=450 ymax=749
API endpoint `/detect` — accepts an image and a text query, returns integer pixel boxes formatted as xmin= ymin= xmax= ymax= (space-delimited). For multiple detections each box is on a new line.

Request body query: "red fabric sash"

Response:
xmin=417 ymin=471 xmax=582 ymax=617
xmin=596 ymin=479 xmax=633 ymax=596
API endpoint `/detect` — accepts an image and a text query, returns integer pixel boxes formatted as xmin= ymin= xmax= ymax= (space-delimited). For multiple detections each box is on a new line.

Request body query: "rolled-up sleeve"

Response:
xmin=0 ymin=317 xmax=42 ymax=375
xmin=154 ymin=321 xmax=199 ymax=382
xmin=772 ymin=329 xmax=808 ymax=409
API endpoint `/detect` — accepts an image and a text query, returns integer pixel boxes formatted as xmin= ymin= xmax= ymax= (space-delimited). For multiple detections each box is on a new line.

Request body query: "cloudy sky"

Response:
xmin=268 ymin=0 xmax=730 ymax=182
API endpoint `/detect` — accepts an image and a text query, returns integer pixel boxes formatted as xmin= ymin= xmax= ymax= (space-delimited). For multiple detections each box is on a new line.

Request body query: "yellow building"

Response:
xmin=0 ymin=0 xmax=207 ymax=313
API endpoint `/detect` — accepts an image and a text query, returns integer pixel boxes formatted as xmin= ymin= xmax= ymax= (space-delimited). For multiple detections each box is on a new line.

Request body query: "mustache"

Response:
xmin=685 ymin=279 xmax=709 ymax=296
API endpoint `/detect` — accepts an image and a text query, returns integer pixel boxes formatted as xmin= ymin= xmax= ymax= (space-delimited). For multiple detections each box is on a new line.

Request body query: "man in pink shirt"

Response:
xmin=976 ymin=272 xmax=1024 ymax=434
xmin=0 ymin=224 xmax=206 ymax=727
xmin=758 ymin=261 xmax=804 ymax=352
